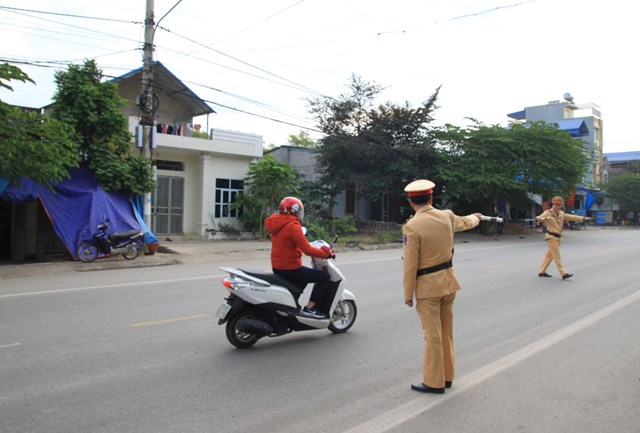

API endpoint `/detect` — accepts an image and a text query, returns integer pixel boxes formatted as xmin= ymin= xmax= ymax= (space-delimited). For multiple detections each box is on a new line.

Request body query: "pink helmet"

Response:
xmin=279 ymin=197 xmax=304 ymax=221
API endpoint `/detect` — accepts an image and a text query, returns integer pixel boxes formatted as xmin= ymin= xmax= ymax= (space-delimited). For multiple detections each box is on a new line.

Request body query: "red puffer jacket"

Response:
xmin=265 ymin=213 xmax=328 ymax=270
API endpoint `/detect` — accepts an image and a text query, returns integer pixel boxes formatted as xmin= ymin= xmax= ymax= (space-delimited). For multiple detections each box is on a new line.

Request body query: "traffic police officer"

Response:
xmin=402 ymin=179 xmax=481 ymax=394
xmin=535 ymin=196 xmax=592 ymax=279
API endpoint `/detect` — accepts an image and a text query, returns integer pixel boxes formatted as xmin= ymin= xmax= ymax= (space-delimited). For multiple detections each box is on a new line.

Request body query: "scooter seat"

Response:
xmin=241 ymin=270 xmax=303 ymax=298
xmin=109 ymin=230 xmax=143 ymax=243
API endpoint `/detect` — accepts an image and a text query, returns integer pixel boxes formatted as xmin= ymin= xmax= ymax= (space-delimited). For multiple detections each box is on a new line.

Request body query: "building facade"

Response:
xmin=115 ymin=62 xmax=263 ymax=237
xmin=508 ymin=95 xmax=604 ymax=188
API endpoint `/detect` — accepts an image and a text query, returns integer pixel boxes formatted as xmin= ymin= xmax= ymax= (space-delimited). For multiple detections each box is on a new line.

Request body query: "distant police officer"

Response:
xmin=535 ymin=196 xmax=592 ymax=280
xmin=402 ymin=179 xmax=481 ymax=394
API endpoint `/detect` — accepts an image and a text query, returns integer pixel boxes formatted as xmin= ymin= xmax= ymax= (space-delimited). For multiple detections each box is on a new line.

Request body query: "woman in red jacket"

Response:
xmin=265 ymin=197 xmax=335 ymax=319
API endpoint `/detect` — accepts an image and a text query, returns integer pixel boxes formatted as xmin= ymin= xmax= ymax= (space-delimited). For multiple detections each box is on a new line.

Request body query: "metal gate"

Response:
xmin=152 ymin=176 xmax=184 ymax=235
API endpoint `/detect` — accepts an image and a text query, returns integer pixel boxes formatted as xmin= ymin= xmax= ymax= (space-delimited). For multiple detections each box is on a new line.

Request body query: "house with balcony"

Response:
xmin=114 ymin=62 xmax=263 ymax=237
xmin=1 ymin=63 xmax=263 ymax=260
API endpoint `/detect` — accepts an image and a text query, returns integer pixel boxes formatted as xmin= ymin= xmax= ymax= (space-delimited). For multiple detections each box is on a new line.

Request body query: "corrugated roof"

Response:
xmin=507 ymin=109 xmax=526 ymax=120
xmin=555 ymin=119 xmax=589 ymax=137
xmin=604 ymin=151 xmax=640 ymax=162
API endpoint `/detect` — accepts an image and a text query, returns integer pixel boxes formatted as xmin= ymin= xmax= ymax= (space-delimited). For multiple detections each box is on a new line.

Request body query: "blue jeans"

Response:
xmin=273 ymin=266 xmax=330 ymax=306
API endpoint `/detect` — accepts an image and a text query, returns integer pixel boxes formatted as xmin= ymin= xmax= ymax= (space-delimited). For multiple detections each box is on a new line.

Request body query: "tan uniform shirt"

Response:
xmin=537 ymin=210 xmax=585 ymax=239
xmin=403 ymin=205 xmax=479 ymax=300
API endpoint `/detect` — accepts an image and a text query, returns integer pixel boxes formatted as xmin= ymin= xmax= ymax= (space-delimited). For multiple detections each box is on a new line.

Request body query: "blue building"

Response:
xmin=508 ymin=94 xmax=603 ymax=189
xmin=507 ymin=94 xmax=605 ymax=222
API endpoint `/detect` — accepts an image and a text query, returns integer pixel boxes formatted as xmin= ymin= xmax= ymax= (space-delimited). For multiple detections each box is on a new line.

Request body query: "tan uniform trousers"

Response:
xmin=538 ymin=236 xmax=567 ymax=275
xmin=416 ymin=292 xmax=456 ymax=388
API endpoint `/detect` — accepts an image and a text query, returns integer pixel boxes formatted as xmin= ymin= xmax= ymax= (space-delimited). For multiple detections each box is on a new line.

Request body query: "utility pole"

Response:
xmin=140 ymin=0 xmax=155 ymax=228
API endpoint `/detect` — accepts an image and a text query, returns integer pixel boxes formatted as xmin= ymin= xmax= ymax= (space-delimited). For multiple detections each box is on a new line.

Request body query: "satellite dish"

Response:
xmin=563 ymin=93 xmax=574 ymax=103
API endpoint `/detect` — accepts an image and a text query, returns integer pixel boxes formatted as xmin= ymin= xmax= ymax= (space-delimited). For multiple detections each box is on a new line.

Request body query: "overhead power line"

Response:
xmin=0 ymin=5 xmax=142 ymax=24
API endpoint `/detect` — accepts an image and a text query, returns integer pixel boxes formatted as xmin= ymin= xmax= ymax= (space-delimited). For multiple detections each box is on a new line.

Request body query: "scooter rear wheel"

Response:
xmin=76 ymin=242 xmax=98 ymax=263
xmin=122 ymin=240 xmax=143 ymax=260
xmin=226 ymin=310 xmax=260 ymax=348
xmin=328 ymin=300 xmax=357 ymax=333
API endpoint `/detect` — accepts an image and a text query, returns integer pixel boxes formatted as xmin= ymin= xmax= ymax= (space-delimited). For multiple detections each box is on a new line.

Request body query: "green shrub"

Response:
xmin=304 ymin=220 xmax=331 ymax=242
xmin=217 ymin=222 xmax=241 ymax=237
xmin=332 ymin=217 xmax=359 ymax=236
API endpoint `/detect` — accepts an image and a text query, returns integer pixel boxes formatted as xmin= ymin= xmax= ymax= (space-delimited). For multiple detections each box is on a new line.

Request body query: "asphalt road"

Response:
xmin=1 ymin=229 xmax=639 ymax=433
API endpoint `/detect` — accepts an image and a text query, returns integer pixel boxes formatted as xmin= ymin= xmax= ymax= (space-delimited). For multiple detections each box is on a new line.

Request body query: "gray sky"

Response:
xmin=1 ymin=0 xmax=638 ymax=152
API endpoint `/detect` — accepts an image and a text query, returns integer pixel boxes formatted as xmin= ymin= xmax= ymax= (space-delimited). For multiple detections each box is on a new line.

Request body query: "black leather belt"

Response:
xmin=547 ymin=232 xmax=562 ymax=238
xmin=417 ymin=261 xmax=452 ymax=277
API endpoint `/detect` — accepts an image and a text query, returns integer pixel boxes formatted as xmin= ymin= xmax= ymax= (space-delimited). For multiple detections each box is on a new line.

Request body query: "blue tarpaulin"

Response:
xmin=584 ymin=192 xmax=596 ymax=211
xmin=0 ymin=177 xmax=9 ymax=195
xmin=0 ymin=167 xmax=159 ymax=258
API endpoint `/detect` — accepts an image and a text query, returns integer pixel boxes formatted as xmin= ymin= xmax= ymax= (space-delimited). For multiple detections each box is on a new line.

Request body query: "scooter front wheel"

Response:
xmin=226 ymin=310 xmax=260 ymax=348
xmin=122 ymin=240 xmax=143 ymax=260
xmin=76 ymin=242 xmax=98 ymax=263
xmin=328 ymin=300 xmax=357 ymax=334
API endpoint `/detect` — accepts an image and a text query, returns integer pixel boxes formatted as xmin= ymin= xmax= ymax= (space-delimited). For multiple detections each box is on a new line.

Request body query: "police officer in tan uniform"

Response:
xmin=535 ymin=196 xmax=592 ymax=280
xmin=402 ymin=179 xmax=481 ymax=394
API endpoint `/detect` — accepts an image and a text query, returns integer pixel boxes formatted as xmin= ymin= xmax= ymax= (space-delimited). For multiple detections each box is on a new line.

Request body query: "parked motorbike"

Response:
xmin=76 ymin=220 xmax=145 ymax=263
xmin=216 ymin=236 xmax=357 ymax=348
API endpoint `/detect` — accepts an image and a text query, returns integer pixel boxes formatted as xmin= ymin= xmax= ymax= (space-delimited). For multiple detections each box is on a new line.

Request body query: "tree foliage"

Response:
xmin=436 ymin=121 xmax=587 ymax=214
xmin=0 ymin=63 xmax=79 ymax=186
xmin=607 ymin=173 xmax=640 ymax=224
xmin=287 ymin=130 xmax=317 ymax=148
xmin=51 ymin=60 xmax=154 ymax=195
xmin=235 ymin=155 xmax=302 ymax=237
xmin=308 ymin=74 xmax=442 ymax=216
xmin=0 ymin=63 xmax=34 ymax=90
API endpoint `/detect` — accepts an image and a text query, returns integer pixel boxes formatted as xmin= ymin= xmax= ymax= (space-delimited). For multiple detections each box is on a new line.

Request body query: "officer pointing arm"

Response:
xmin=535 ymin=196 xmax=592 ymax=280
xmin=401 ymin=179 xmax=481 ymax=395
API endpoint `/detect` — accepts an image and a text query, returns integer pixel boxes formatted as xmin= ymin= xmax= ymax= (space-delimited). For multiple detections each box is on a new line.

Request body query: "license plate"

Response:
xmin=216 ymin=302 xmax=232 ymax=320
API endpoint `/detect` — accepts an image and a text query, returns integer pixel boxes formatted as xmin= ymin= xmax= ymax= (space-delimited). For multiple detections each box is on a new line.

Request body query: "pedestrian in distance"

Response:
xmin=535 ymin=196 xmax=592 ymax=280
xmin=495 ymin=207 xmax=505 ymax=235
xmin=265 ymin=196 xmax=336 ymax=319
xmin=402 ymin=179 xmax=481 ymax=394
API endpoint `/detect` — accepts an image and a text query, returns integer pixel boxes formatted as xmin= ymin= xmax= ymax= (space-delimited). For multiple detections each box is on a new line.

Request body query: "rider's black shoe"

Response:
xmin=301 ymin=307 xmax=326 ymax=319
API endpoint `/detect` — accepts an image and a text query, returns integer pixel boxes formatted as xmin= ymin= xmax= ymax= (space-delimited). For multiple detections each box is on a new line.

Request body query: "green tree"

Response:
xmin=308 ymin=75 xmax=441 ymax=221
xmin=0 ymin=63 xmax=79 ymax=186
xmin=51 ymin=59 xmax=154 ymax=195
xmin=235 ymin=155 xmax=302 ymax=238
xmin=0 ymin=63 xmax=34 ymax=90
xmin=287 ymin=130 xmax=317 ymax=148
xmin=437 ymin=121 xmax=587 ymax=214
xmin=607 ymin=173 xmax=640 ymax=224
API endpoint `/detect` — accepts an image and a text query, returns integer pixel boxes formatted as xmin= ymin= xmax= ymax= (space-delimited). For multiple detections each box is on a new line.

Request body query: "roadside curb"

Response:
xmin=0 ymin=232 xmax=538 ymax=280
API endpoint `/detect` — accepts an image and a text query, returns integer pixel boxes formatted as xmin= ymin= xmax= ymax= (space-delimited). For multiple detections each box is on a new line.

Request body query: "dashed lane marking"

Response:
xmin=129 ymin=314 xmax=208 ymax=328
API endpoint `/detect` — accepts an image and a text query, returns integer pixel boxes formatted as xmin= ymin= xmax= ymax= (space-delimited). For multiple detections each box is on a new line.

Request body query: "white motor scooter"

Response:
xmin=216 ymin=237 xmax=357 ymax=348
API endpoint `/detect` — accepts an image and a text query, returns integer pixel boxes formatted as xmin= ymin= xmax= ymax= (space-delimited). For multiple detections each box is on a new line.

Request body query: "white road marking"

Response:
xmin=0 ymin=241 xmax=536 ymax=299
xmin=0 ymin=342 xmax=22 ymax=349
xmin=0 ymin=275 xmax=216 ymax=298
xmin=342 ymin=288 xmax=640 ymax=433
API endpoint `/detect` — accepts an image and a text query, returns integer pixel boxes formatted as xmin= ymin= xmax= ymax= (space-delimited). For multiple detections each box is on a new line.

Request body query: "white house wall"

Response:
xmin=141 ymin=127 xmax=262 ymax=236
xmin=152 ymin=150 xmax=200 ymax=236
xmin=203 ymin=155 xmax=253 ymax=235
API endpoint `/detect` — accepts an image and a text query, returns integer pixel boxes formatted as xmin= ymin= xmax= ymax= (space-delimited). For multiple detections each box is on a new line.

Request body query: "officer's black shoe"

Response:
xmin=562 ymin=273 xmax=574 ymax=280
xmin=538 ymin=272 xmax=552 ymax=277
xmin=411 ymin=383 xmax=445 ymax=394
xmin=445 ymin=381 xmax=453 ymax=388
